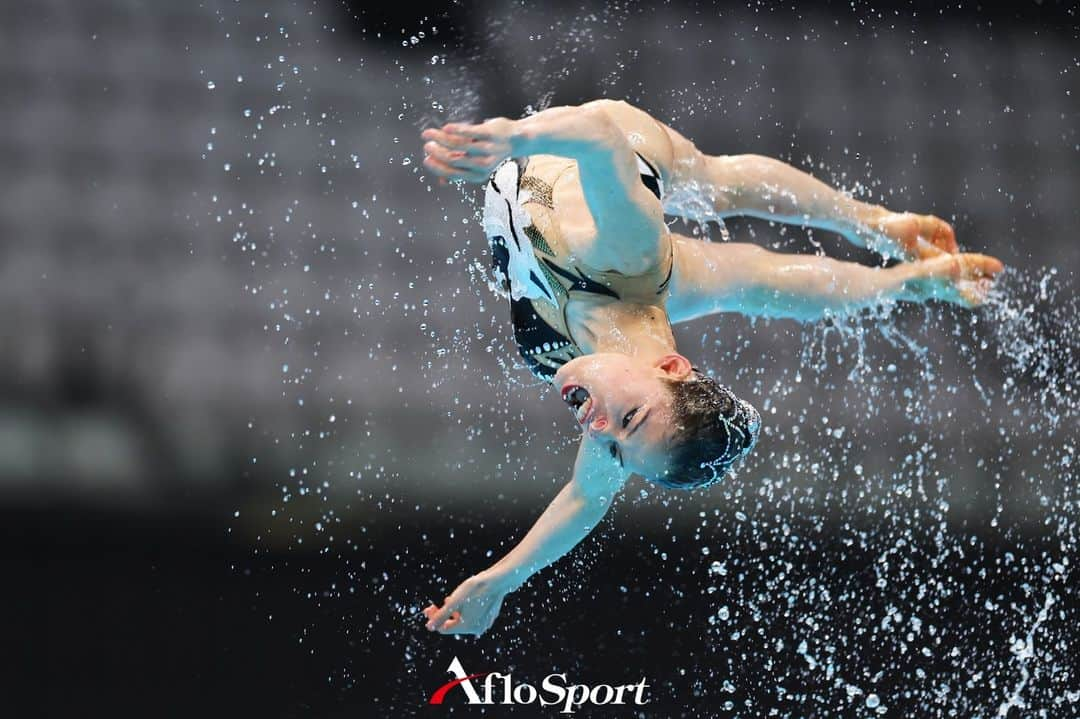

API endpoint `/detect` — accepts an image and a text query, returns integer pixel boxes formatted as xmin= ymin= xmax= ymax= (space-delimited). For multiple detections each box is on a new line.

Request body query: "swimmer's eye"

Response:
xmin=622 ymin=407 xmax=639 ymax=429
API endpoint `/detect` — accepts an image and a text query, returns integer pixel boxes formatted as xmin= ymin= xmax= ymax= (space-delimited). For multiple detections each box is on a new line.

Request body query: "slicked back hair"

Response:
xmin=652 ymin=371 xmax=761 ymax=490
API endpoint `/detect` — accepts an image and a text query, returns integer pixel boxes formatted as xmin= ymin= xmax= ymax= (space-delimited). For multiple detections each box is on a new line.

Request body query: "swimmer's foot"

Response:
xmin=875 ymin=211 xmax=959 ymax=260
xmin=907 ymin=252 xmax=1005 ymax=307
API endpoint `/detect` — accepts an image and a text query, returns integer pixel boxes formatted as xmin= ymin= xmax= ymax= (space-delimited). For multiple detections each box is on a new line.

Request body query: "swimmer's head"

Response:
xmin=654 ymin=372 xmax=760 ymax=489
xmin=553 ymin=352 xmax=759 ymax=487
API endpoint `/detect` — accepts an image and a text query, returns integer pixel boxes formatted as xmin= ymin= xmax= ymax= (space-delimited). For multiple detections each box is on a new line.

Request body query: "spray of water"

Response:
xmin=216 ymin=2 xmax=1078 ymax=713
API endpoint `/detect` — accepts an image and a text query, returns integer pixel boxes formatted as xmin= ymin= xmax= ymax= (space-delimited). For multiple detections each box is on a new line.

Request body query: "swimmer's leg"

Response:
xmin=665 ymin=232 xmax=1003 ymax=323
xmin=659 ymin=123 xmax=958 ymax=260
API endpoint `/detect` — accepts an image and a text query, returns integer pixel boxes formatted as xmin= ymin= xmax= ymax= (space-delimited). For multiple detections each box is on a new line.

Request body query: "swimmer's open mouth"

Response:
xmin=561 ymin=384 xmax=594 ymax=425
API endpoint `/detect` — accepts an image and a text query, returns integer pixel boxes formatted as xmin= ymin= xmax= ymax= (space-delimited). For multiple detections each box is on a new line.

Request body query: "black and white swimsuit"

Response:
xmin=482 ymin=151 xmax=672 ymax=383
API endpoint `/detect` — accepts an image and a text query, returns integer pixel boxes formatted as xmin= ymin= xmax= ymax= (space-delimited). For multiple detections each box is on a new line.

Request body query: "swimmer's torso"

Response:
xmin=483 ymin=152 xmax=672 ymax=383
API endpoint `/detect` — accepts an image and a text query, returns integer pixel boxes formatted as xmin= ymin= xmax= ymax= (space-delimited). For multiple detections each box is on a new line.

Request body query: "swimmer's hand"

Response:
xmin=421 ymin=118 xmax=516 ymax=185
xmin=423 ymin=571 xmax=511 ymax=636
xmin=903 ymin=252 xmax=1005 ymax=307
xmin=875 ymin=211 xmax=960 ymax=260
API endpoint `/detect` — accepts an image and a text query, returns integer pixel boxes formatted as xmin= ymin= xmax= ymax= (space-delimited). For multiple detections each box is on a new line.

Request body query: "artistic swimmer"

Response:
xmin=419 ymin=99 xmax=1003 ymax=635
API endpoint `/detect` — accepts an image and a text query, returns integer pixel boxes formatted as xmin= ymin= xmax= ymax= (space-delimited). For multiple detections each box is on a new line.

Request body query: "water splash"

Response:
xmin=996 ymin=591 xmax=1055 ymax=717
xmin=217 ymin=2 xmax=1080 ymax=713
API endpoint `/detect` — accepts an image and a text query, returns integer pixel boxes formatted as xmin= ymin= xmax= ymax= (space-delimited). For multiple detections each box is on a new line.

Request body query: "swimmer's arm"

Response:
xmin=423 ymin=447 xmax=624 ymax=635
xmin=668 ymin=237 xmax=1003 ymax=322
xmin=483 ymin=440 xmax=627 ymax=593
xmin=422 ymin=100 xmax=669 ymax=274
xmin=513 ymin=100 xmax=675 ymax=273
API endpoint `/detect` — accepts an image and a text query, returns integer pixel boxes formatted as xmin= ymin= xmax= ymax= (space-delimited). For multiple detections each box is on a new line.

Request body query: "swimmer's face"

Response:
xmin=553 ymin=352 xmax=695 ymax=478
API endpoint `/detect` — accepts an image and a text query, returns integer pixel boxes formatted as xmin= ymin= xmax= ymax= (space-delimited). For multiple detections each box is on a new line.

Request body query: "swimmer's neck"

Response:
xmin=569 ymin=299 xmax=678 ymax=362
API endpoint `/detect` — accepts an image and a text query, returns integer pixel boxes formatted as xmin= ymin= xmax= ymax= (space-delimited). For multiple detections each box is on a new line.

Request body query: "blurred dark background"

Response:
xmin=3 ymin=1 xmax=1077 ymax=716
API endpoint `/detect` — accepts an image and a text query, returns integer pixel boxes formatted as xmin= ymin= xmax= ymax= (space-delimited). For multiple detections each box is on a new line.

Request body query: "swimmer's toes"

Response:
xmin=927 ymin=216 xmax=959 ymax=253
xmin=882 ymin=212 xmax=954 ymax=259
xmin=963 ymin=253 xmax=1005 ymax=278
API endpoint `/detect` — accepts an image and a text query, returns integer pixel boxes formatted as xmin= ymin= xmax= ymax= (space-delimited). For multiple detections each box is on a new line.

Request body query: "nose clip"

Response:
xmin=589 ymin=416 xmax=608 ymax=436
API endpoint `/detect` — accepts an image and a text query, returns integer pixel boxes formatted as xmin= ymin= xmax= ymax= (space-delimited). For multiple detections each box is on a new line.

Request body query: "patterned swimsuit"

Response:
xmin=482 ymin=152 xmax=671 ymax=383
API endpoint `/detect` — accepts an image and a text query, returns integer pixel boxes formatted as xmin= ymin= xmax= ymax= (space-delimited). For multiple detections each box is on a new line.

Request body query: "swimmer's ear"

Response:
xmin=653 ymin=353 xmax=693 ymax=380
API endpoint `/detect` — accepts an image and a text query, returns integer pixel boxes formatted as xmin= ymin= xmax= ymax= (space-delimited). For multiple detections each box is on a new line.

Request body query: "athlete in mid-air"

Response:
xmin=419 ymin=99 xmax=1003 ymax=636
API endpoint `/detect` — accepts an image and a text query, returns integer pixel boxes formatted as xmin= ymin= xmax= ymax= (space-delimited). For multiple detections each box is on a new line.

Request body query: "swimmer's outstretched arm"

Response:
xmin=667 ymin=234 xmax=1004 ymax=322
xmin=660 ymin=122 xmax=958 ymax=261
xmin=423 ymin=441 xmax=626 ymax=636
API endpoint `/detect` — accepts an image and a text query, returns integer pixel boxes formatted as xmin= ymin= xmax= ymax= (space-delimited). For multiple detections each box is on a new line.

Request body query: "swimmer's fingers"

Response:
xmin=421 ymin=126 xmax=472 ymax=150
xmin=423 ymin=602 xmax=469 ymax=630
xmin=422 ymin=141 xmax=497 ymax=179
xmin=422 ymin=127 xmax=498 ymax=156
xmin=428 ymin=605 xmax=481 ymax=635
xmin=423 ymin=140 xmax=500 ymax=173
xmin=438 ymin=611 xmax=482 ymax=635
xmin=437 ymin=610 xmax=467 ymax=633
xmin=426 ymin=578 xmax=482 ymax=632
xmin=443 ymin=118 xmax=514 ymax=142
xmin=440 ymin=607 xmax=498 ymax=636
xmin=425 ymin=598 xmax=460 ymax=631
xmin=432 ymin=594 xmax=489 ymax=634
xmin=425 ymin=574 xmax=507 ymax=636
xmin=422 ymin=153 xmax=491 ymax=184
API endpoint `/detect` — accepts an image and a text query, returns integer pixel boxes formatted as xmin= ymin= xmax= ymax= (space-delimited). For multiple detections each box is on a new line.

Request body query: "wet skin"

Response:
xmin=554 ymin=351 xmax=695 ymax=482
